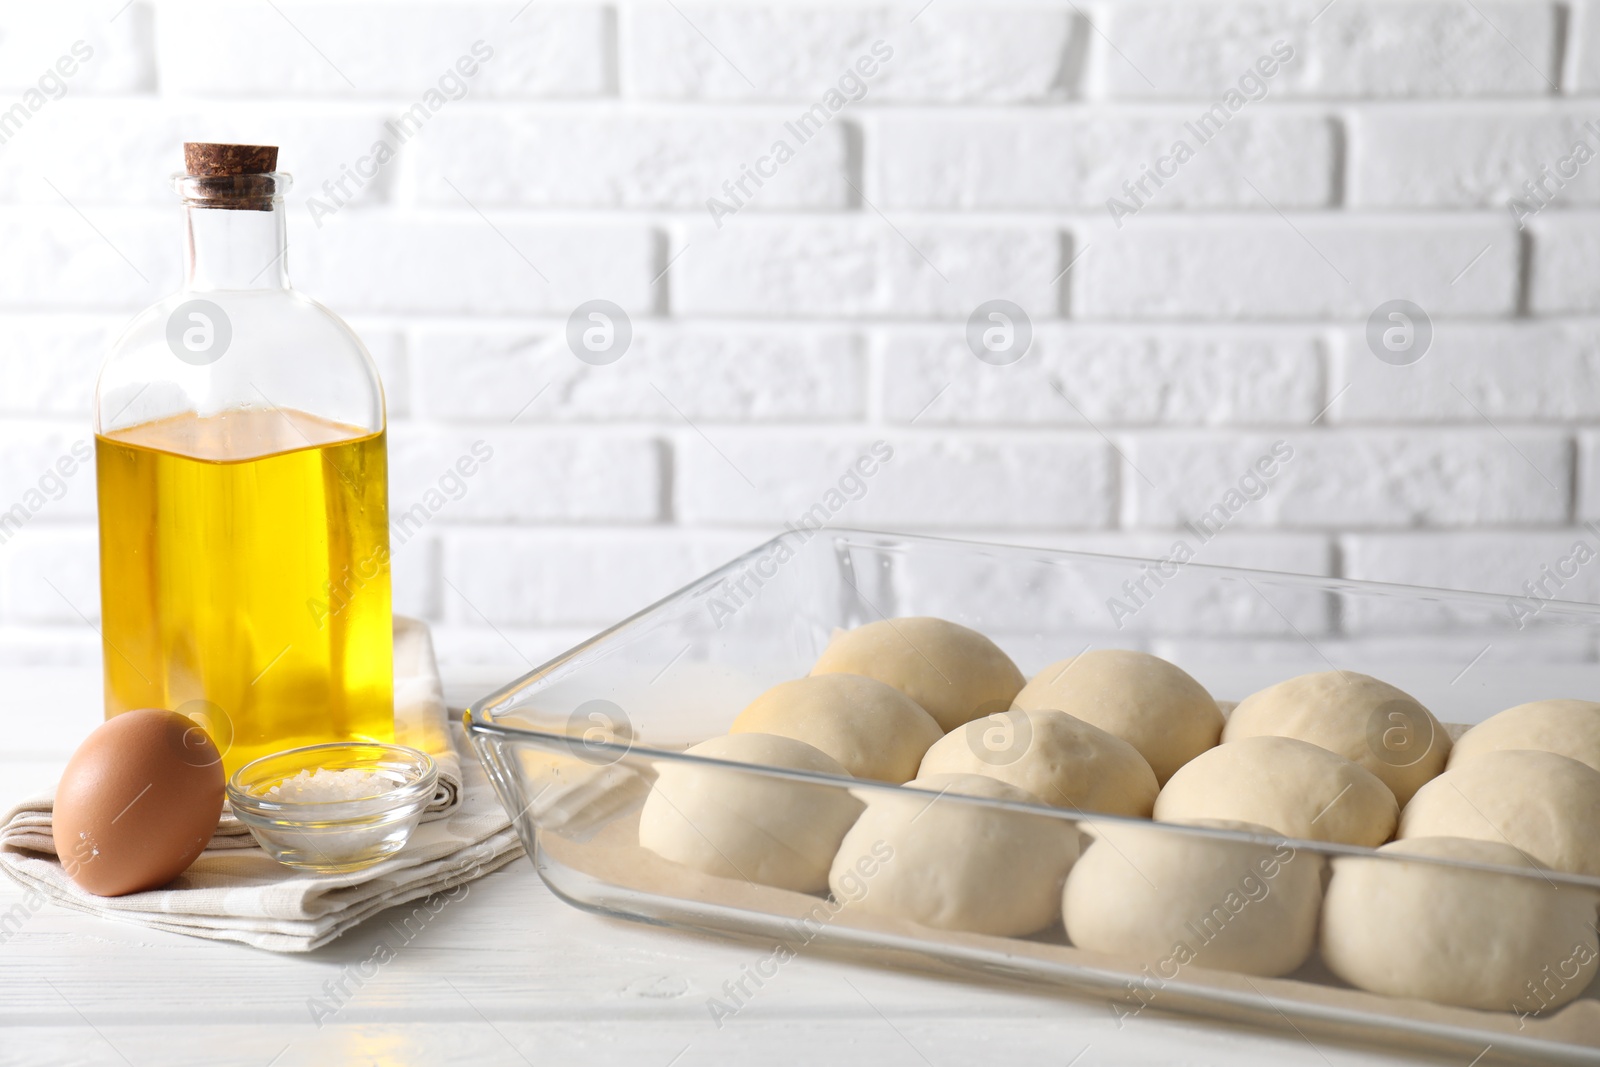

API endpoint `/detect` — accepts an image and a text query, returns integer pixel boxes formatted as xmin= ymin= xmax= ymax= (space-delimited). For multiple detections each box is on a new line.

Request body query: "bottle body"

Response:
xmin=94 ymin=160 xmax=393 ymax=775
xmin=97 ymin=411 xmax=392 ymax=773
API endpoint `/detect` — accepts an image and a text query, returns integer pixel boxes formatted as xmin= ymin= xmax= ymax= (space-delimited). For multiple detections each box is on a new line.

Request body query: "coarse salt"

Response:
xmin=264 ymin=767 xmax=393 ymax=803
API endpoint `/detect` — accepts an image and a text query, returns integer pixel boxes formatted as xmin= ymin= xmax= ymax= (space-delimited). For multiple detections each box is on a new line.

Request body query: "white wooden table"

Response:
xmin=0 ymin=665 xmax=1428 ymax=1067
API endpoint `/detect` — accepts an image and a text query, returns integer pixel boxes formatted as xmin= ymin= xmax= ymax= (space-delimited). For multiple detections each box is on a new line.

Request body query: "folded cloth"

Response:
xmin=393 ymin=614 xmax=464 ymax=816
xmin=0 ymin=617 xmax=523 ymax=952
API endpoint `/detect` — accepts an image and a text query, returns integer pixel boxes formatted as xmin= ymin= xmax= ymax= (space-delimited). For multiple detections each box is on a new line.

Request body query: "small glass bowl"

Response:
xmin=227 ymin=743 xmax=437 ymax=874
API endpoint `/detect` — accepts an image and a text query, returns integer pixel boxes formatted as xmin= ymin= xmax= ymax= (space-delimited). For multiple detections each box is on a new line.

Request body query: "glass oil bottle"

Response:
xmin=94 ymin=143 xmax=393 ymax=774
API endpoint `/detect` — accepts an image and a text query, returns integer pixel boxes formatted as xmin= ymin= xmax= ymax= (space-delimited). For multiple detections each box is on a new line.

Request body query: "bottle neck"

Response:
xmin=184 ymin=200 xmax=289 ymax=291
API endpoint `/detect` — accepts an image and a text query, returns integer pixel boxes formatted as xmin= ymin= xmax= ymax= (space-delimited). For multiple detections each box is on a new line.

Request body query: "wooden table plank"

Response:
xmin=1 ymin=1017 xmax=1421 ymax=1067
xmin=0 ymin=829 xmax=1426 ymax=1065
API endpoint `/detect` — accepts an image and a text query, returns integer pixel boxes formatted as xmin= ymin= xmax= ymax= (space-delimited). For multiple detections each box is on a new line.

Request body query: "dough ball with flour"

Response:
xmin=730 ymin=674 xmax=943 ymax=784
xmin=1062 ymin=819 xmax=1323 ymax=977
xmin=1449 ymin=699 xmax=1600 ymax=774
xmin=637 ymin=733 xmax=862 ymax=893
xmin=1321 ymin=837 xmax=1600 ymax=1013
xmin=1223 ymin=671 xmax=1449 ymax=806
xmin=1398 ymin=749 xmax=1600 ymax=877
xmin=1155 ymin=736 xmax=1397 ymax=847
xmin=917 ymin=708 xmax=1158 ymax=817
xmin=1012 ymin=649 xmax=1223 ymax=784
xmin=829 ymin=773 xmax=1078 ymax=937
xmin=811 ymin=617 xmax=1024 ymax=732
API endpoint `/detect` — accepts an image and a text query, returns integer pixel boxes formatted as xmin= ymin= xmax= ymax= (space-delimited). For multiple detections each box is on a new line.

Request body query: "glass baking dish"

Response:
xmin=466 ymin=528 xmax=1600 ymax=1064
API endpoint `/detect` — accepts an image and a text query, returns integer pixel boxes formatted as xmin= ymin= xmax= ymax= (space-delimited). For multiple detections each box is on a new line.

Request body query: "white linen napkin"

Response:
xmin=0 ymin=616 xmax=524 ymax=952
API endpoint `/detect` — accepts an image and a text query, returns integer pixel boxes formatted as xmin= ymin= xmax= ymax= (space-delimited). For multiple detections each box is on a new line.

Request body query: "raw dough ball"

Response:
xmin=637 ymin=733 xmax=863 ymax=893
xmin=1154 ymin=736 xmax=1397 ymax=847
xmin=1449 ymin=699 xmax=1600 ymax=774
xmin=1063 ymin=819 xmax=1323 ymax=978
xmin=917 ymin=708 xmax=1158 ymax=817
xmin=1321 ymin=837 xmax=1600 ymax=1013
xmin=1012 ymin=649 xmax=1223 ymax=783
xmin=811 ymin=617 xmax=1024 ymax=732
xmin=1397 ymin=749 xmax=1600 ymax=877
xmin=829 ymin=773 xmax=1078 ymax=937
xmin=1223 ymin=671 xmax=1449 ymax=806
xmin=730 ymin=674 xmax=943 ymax=784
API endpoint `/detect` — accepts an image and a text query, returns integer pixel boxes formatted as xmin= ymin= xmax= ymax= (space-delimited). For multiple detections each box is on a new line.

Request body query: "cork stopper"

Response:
xmin=178 ymin=143 xmax=283 ymax=210
xmin=184 ymin=143 xmax=279 ymax=178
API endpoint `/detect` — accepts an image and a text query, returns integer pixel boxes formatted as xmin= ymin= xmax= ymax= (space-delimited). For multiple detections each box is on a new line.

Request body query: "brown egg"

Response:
xmin=54 ymin=708 xmax=225 ymax=896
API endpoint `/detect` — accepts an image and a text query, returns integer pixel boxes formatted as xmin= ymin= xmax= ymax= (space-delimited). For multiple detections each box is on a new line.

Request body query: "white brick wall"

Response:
xmin=2 ymin=0 xmax=1597 ymax=674
xmin=867 ymin=112 xmax=1338 ymax=209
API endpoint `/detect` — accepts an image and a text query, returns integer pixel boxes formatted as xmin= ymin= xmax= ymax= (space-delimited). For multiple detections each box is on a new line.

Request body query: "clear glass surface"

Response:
xmin=94 ymin=173 xmax=384 ymax=437
xmin=468 ymin=529 xmax=1600 ymax=1064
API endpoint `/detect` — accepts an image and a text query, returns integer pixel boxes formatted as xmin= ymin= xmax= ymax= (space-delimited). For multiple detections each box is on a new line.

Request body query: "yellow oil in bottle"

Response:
xmin=96 ymin=407 xmax=393 ymax=775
